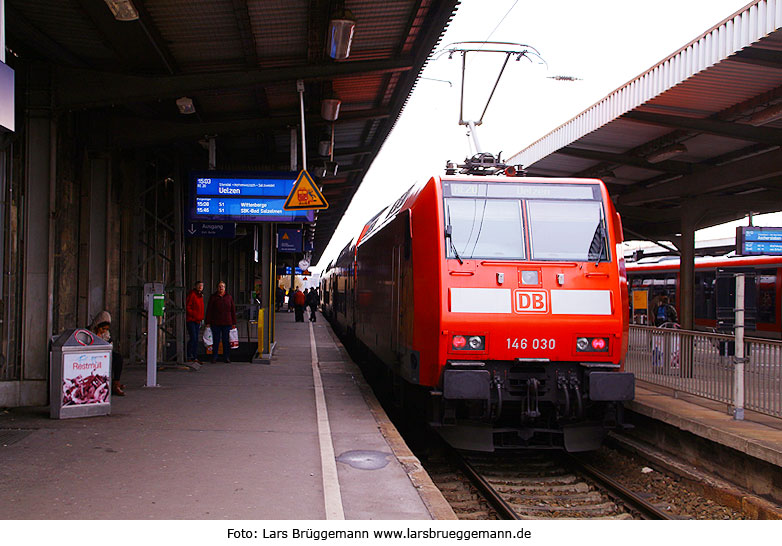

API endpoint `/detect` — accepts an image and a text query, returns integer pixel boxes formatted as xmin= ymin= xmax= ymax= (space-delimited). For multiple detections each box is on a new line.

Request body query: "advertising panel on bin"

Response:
xmin=189 ymin=171 xmax=315 ymax=223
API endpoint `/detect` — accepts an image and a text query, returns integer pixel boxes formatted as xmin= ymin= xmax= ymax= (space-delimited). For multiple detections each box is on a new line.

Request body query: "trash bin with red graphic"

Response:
xmin=50 ymin=328 xmax=112 ymax=419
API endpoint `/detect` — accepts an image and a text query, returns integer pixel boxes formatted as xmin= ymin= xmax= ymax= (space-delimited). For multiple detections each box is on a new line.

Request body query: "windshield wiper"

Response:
xmin=445 ymin=204 xmax=464 ymax=265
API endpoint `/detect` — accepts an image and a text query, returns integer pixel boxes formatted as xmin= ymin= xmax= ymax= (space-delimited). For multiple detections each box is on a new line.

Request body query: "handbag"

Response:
xmin=229 ymin=327 xmax=239 ymax=349
xmin=202 ymin=326 xmax=213 ymax=354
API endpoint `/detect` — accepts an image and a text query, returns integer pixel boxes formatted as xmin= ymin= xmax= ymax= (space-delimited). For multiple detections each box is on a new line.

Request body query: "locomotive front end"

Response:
xmin=432 ymin=177 xmax=633 ymax=452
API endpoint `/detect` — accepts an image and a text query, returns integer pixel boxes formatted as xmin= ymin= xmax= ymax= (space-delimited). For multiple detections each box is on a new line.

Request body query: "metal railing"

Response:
xmin=626 ymin=325 xmax=782 ymax=419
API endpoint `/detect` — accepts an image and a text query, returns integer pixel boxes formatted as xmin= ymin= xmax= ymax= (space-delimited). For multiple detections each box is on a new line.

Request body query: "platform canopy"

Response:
xmin=6 ymin=0 xmax=459 ymax=262
xmin=508 ymin=0 xmax=782 ymax=242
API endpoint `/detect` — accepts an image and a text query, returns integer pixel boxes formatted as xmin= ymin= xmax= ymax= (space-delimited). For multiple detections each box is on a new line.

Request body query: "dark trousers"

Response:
xmin=309 ymin=304 xmax=317 ymax=321
xmin=186 ymin=321 xmax=200 ymax=360
xmin=112 ymin=351 xmax=123 ymax=381
xmin=211 ymin=325 xmax=231 ymax=361
xmin=294 ymin=305 xmax=305 ymax=322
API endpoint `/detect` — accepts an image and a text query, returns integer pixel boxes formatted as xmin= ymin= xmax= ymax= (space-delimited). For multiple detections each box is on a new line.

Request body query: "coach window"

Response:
xmin=445 ymin=198 xmax=525 ymax=259
xmin=695 ymin=271 xmax=716 ymax=320
xmin=757 ymin=269 xmax=777 ymax=324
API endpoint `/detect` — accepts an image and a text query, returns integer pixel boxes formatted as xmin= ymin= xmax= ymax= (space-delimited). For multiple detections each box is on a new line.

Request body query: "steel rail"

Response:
xmin=565 ymin=454 xmax=673 ymax=520
xmin=456 ymin=455 xmax=522 ymax=520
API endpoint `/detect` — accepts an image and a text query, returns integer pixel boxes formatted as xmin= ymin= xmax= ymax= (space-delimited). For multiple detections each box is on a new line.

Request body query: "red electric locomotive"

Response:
xmin=322 ymin=174 xmax=633 ymax=451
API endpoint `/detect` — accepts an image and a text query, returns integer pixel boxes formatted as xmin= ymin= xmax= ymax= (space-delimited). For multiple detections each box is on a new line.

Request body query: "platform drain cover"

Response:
xmin=336 ymin=450 xmax=391 ymax=470
xmin=0 ymin=429 xmax=34 ymax=447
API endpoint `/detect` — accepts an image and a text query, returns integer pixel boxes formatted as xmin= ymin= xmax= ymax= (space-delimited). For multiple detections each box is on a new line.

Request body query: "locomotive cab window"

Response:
xmin=445 ymin=198 xmax=525 ymax=259
xmin=527 ymin=200 xmax=610 ymax=262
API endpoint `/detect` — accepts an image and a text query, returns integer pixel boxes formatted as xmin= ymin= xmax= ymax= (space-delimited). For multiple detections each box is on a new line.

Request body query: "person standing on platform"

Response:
xmin=287 ymin=287 xmax=295 ymax=313
xmin=276 ymin=285 xmax=285 ymax=312
xmin=206 ymin=281 xmax=237 ymax=363
xmin=185 ymin=281 xmax=204 ymax=363
xmin=306 ymin=286 xmax=319 ymax=322
xmin=293 ymin=287 xmax=306 ymax=322
xmin=90 ymin=310 xmax=125 ymax=396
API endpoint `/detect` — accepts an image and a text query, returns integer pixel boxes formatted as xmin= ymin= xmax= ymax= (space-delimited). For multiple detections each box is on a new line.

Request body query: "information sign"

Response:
xmin=736 ymin=226 xmax=782 ymax=256
xmin=185 ymin=222 xmax=236 ymax=238
xmin=278 ymin=228 xmax=303 ymax=253
xmin=190 ymin=171 xmax=315 ymax=223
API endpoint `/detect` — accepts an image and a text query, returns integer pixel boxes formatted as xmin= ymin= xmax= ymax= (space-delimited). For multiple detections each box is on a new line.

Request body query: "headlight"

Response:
xmin=576 ymin=337 xmax=589 ymax=351
xmin=468 ymin=336 xmax=484 ymax=350
xmin=521 ymin=270 xmax=539 ymax=285
xmin=452 ymin=335 xmax=485 ymax=351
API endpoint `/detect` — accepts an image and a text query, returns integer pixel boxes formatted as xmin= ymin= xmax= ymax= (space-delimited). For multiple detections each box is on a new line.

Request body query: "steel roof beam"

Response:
xmin=729 ymin=47 xmax=782 ymax=70
xmin=55 ymin=58 xmax=414 ymax=109
xmin=617 ymin=147 xmax=782 ymax=206
xmin=557 ymin=146 xmax=696 ymax=175
xmin=623 ymin=111 xmax=782 ymax=146
xmin=111 ymin=109 xmax=390 ymax=148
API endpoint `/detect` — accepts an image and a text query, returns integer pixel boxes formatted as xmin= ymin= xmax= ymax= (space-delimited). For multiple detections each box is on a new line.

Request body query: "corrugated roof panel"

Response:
xmin=146 ymin=0 xmax=245 ymax=68
xmin=509 ymin=0 xmax=782 ymax=168
xmin=12 ymin=0 xmax=115 ymax=61
xmin=332 ymin=75 xmax=385 ymax=105
xmin=350 ymin=1 xmax=414 ymax=53
xmin=248 ymin=1 xmax=308 ymax=63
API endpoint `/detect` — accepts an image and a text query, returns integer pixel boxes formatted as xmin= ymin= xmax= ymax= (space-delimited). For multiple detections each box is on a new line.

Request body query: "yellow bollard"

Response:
xmin=257 ymin=309 xmax=264 ymax=355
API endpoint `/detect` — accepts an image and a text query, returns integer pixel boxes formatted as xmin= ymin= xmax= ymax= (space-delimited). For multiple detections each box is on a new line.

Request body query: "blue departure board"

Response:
xmin=189 ymin=171 xmax=314 ymax=223
xmin=736 ymin=226 xmax=782 ymax=256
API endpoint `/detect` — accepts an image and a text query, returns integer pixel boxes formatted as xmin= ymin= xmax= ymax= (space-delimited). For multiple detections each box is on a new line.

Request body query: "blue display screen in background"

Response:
xmin=737 ymin=226 xmax=782 ymax=256
xmin=189 ymin=171 xmax=314 ymax=223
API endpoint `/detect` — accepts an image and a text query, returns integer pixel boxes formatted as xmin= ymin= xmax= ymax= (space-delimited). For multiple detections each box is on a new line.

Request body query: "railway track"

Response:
xmin=428 ymin=448 xmax=674 ymax=520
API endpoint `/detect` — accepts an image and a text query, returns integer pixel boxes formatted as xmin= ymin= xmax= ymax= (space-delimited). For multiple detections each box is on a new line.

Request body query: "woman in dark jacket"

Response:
xmin=90 ymin=310 xmax=125 ymax=396
xmin=205 ymin=281 xmax=237 ymax=363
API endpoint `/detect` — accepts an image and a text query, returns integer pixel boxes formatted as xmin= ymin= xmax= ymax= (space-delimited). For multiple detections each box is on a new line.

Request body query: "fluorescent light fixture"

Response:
xmin=327 ymin=10 xmax=355 ymax=60
xmin=321 ymin=99 xmax=341 ymax=121
xmin=104 ymin=0 xmax=139 ymax=21
xmin=646 ymin=143 xmax=687 ymax=164
xmin=747 ymin=103 xmax=782 ymax=126
xmin=176 ymin=97 xmax=195 ymax=115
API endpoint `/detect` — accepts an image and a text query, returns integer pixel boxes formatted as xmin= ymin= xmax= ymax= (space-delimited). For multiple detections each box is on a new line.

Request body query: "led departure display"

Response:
xmin=189 ymin=171 xmax=314 ymax=223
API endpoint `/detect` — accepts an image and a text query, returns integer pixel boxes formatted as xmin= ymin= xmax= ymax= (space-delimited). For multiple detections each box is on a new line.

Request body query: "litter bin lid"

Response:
xmin=51 ymin=328 xmax=111 ymax=349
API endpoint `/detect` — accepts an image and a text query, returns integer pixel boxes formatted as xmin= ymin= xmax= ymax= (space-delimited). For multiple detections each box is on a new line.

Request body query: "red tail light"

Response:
xmin=591 ymin=338 xmax=606 ymax=350
xmin=452 ymin=335 xmax=467 ymax=349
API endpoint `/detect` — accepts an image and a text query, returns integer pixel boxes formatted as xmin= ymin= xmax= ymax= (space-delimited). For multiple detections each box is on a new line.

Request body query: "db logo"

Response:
xmin=514 ymin=290 xmax=548 ymax=313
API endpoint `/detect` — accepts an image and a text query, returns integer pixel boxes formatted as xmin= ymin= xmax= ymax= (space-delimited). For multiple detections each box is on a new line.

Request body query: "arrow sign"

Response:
xmin=283 ymin=170 xmax=329 ymax=210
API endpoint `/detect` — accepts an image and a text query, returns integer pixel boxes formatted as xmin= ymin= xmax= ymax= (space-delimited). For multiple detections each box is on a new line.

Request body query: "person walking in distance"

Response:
xmin=185 ymin=281 xmax=204 ymax=363
xmin=306 ymin=286 xmax=319 ymax=322
xmin=654 ymin=295 xmax=678 ymax=326
xmin=205 ymin=281 xmax=237 ymax=363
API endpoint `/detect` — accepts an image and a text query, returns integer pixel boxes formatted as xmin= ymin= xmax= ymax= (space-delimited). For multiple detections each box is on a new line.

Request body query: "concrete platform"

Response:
xmin=0 ymin=312 xmax=455 ymax=520
xmin=626 ymin=383 xmax=782 ymax=505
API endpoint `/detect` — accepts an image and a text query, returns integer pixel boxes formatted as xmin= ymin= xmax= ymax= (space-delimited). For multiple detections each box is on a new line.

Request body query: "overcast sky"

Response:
xmin=314 ymin=0 xmax=778 ymax=269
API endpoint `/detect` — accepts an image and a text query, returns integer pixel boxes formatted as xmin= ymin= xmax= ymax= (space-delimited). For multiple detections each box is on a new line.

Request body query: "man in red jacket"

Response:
xmin=185 ymin=281 xmax=204 ymax=362
xmin=206 ymin=281 xmax=237 ymax=363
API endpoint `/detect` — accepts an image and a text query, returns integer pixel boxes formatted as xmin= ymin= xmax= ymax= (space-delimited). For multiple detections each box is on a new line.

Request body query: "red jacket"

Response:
xmin=293 ymin=290 xmax=306 ymax=306
xmin=206 ymin=292 xmax=236 ymax=326
xmin=186 ymin=289 xmax=204 ymax=322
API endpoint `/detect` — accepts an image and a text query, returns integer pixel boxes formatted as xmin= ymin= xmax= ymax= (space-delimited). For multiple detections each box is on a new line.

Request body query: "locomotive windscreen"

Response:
xmin=444 ymin=181 xmax=609 ymax=262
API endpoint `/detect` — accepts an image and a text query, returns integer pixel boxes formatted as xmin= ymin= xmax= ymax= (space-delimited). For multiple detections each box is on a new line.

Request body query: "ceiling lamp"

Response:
xmin=321 ymin=98 xmax=341 ymax=121
xmin=327 ymin=9 xmax=356 ymax=60
xmin=104 ymin=0 xmax=139 ymax=21
xmin=176 ymin=97 xmax=196 ymax=115
xmin=747 ymin=103 xmax=782 ymax=126
xmin=646 ymin=143 xmax=687 ymax=164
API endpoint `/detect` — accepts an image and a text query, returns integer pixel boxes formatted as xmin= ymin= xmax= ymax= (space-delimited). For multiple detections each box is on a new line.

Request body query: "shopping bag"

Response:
xmin=229 ymin=327 xmax=239 ymax=349
xmin=203 ymin=326 xmax=213 ymax=354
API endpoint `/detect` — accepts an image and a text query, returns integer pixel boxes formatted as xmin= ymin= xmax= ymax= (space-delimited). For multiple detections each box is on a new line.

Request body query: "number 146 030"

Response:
xmin=506 ymin=338 xmax=556 ymax=350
